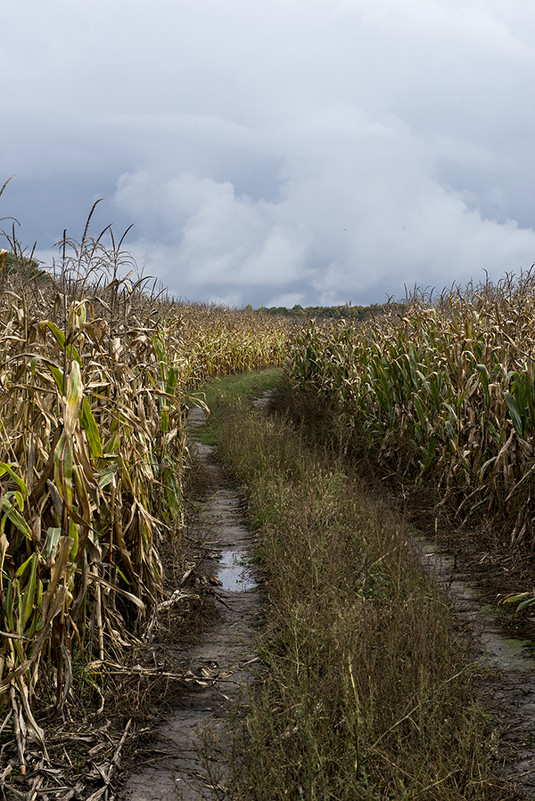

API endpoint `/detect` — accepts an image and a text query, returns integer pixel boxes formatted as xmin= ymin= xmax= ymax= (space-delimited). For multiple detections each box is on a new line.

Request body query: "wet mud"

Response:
xmin=118 ymin=407 xmax=260 ymax=801
xmin=419 ymin=539 xmax=535 ymax=796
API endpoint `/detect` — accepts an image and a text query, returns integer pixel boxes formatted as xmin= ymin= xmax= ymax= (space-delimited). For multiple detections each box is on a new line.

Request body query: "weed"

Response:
xmin=205 ymin=376 xmax=513 ymax=800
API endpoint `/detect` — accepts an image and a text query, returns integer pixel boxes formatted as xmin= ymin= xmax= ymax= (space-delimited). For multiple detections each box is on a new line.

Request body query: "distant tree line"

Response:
xmin=0 ymin=250 xmax=47 ymax=283
xmin=249 ymin=302 xmax=403 ymax=320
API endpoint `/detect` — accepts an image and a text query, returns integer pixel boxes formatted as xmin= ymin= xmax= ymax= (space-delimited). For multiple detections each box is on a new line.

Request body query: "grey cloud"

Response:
xmin=3 ymin=0 xmax=535 ymax=306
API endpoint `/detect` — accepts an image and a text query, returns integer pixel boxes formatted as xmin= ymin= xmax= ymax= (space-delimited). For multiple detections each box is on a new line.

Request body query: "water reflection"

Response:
xmin=218 ymin=550 xmax=255 ymax=591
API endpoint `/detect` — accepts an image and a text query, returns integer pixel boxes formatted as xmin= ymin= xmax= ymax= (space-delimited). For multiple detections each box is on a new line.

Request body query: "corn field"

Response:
xmin=287 ymin=273 xmax=535 ymax=547
xmin=0 ymin=210 xmax=288 ymax=766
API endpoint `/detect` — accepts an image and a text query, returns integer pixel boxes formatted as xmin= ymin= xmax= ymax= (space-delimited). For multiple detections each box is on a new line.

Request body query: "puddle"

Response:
xmin=218 ymin=549 xmax=256 ymax=591
xmin=419 ymin=540 xmax=535 ymax=663
xmin=118 ymin=404 xmax=261 ymax=801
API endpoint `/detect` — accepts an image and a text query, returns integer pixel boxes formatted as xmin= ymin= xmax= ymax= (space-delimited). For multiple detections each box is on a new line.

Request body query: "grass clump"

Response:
xmin=194 ymin=368 xmax=283 ymax=446
xmin=208 ymin=375 xmax=511 ymax=800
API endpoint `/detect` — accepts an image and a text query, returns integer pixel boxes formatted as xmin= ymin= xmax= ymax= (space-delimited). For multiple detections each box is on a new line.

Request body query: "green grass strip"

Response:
xmin=203 ymin=372 xmax=508 ymax=800
xmin=192 ymin=367 xmax=282 ymax=446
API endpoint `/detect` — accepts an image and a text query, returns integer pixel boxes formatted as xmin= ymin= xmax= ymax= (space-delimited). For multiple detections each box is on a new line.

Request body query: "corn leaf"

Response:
xmin=80 ymin=397 xmax=103 ymax=458
xmin=504 ymin=390 xmax=524 ymax=438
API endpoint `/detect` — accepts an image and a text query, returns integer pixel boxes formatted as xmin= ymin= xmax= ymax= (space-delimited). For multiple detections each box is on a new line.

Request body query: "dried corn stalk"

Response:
xmin=0 ymin=219 xmax=289 ymax=763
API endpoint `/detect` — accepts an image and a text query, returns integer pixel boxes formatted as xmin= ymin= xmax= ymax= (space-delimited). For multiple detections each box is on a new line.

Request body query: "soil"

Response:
xmin=116 ymin=406 xmax=261 ymax=801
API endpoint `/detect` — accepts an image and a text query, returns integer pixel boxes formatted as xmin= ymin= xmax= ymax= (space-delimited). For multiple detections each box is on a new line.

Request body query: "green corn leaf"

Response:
xmin=503 ymin=592 xmax=530 ymax=605
xmin=515 ymin=597 xmax=535 ymax=616
xmin=80 ymin=397 xmax=103 ymax=458
xmin=115 ymin=565 xmax=130 ymax=585
xmin=476 ymin=364 xmax=491 ymax=406
xmin=47 ymin=363 xmax=65 ymax=393
xmin=165 ymin=365 xmax=179 ymax=395
xmin=0 ymin=462 xmax=28 ymax=495
xmin=47 ymin=321 xmax=81 ymax=363
xmin=20 ymin=553 xmax=38 ymax=632
xmin=15 ymin=553 xmax=34 ymax=579
xmin=47 ymin=321 xmax=66 ymax=348
xmin=478 ymin=456 xmax=497 ymax=479
xmin=4 ymin=580 xmax=14 ymax=629
xmin=153 ymin=334 xmax=165 ymax=373
xmin=69 ymin=518 xmax=78 ymax=561
xmin=2 ymin=494 xmax=31 ymax=538
xmin=428 ymin=373 xmax=442 ymax=411
xmin=443 ymin=403 xmax=458 ymax=422
xmin=504 ymin=390 xmax=524 ymax=437
xmin=413 ymin=394 xmax=428 ymax=430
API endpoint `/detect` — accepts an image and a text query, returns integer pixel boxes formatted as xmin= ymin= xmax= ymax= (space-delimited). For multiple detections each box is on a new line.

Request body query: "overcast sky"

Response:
xmin=3 ymin=0 xmax=535 ymax=308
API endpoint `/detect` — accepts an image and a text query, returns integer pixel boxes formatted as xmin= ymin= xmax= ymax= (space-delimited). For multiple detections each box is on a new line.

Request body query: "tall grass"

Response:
xmin=0 ymin=205 xmax=289 ymax=767
xmin=287 ymin=273 xmax=535 ymax=548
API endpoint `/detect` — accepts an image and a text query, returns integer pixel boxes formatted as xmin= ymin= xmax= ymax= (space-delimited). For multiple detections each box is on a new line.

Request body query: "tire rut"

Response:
xmin=118 ymin=407 xmax=260 ymax=801
xmin=419 ymin=540 xmax=535 ymax=797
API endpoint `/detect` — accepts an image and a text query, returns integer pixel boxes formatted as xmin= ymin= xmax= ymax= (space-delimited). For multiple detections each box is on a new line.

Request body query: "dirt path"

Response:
xmin=118 ymin=407 xmax=260 ymax=801
xmin=116 ymin=396 xmax=535 ymax=800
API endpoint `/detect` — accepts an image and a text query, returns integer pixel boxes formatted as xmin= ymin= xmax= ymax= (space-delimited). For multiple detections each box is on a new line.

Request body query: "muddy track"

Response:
xmin=116 ymin=397 xmax=535 ymax=800
xmin=419 ymin=539 xmax=535 ymax=797
xmin=118 ymin=407 xmax=260 ymax=801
